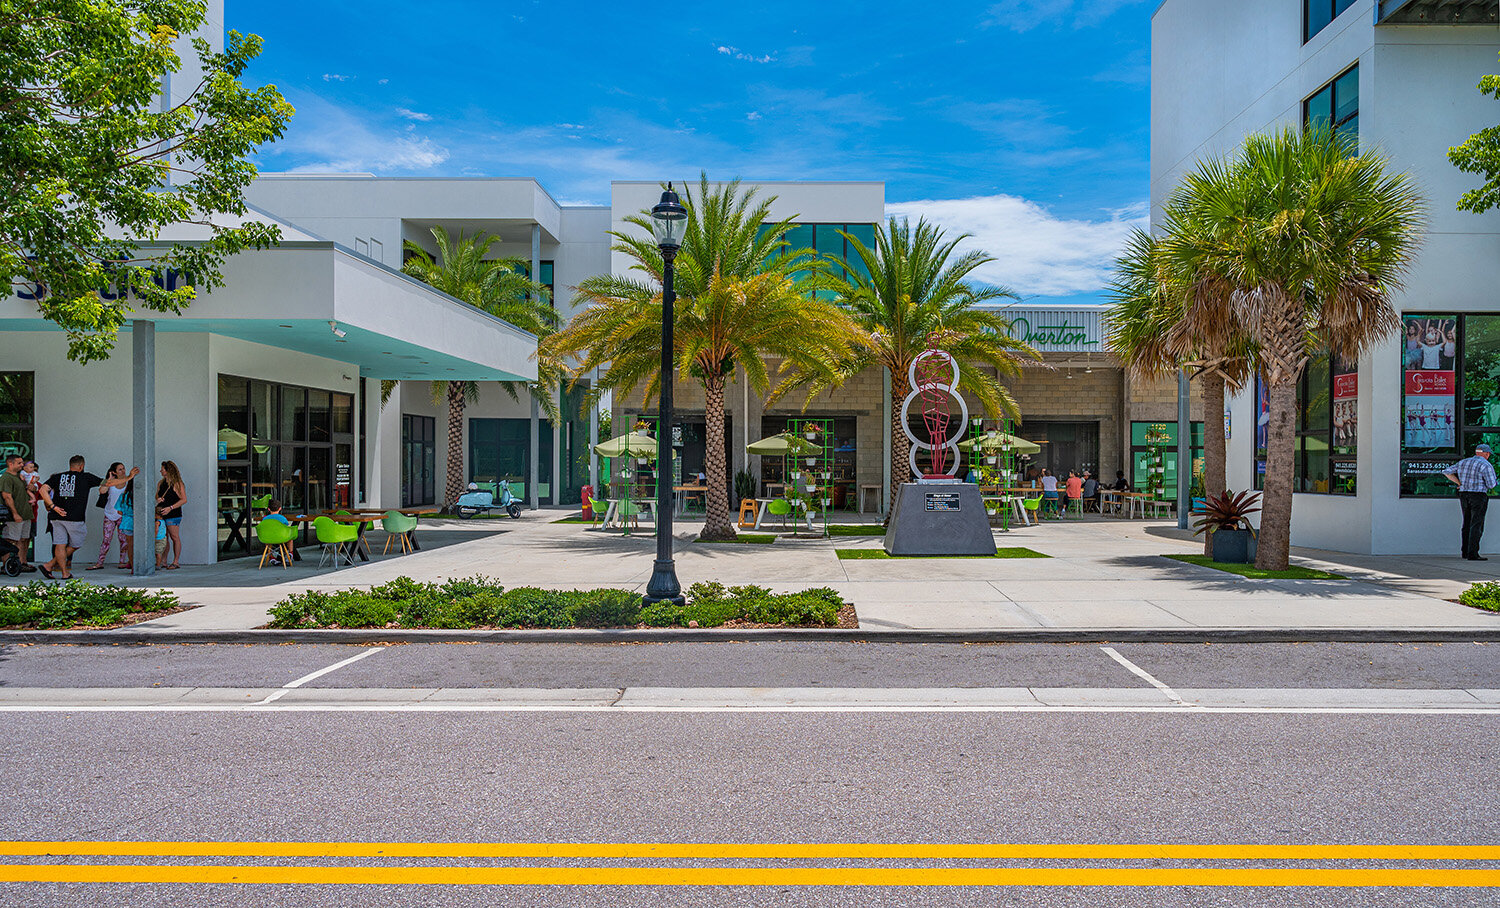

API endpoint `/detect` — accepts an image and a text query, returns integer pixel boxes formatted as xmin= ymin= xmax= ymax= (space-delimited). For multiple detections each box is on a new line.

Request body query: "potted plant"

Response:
xmin=1192 ymin=489 xmax=1262 ymax=563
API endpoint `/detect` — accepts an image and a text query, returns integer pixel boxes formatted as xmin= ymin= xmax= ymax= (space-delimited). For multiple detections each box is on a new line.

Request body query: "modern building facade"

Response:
xmin=1152 ymin=0 xmax=1500 ymax=553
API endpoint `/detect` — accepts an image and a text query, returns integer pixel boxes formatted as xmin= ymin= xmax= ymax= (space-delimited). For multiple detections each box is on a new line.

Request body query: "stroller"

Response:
xmin=0 ymin=537 xmax=21 ymax=577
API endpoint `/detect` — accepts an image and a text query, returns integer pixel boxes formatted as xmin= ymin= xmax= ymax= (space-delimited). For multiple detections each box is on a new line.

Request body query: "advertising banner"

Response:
xmin=1402 ymin=316 xmax=1457 ymax=449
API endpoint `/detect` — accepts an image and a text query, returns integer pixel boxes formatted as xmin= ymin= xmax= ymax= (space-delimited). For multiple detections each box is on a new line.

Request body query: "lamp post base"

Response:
xmin=643 ymin=558 xmax=685 ymax=606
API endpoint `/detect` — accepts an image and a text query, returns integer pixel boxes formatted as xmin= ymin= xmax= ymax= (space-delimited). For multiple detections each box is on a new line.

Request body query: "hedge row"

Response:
xmin=266 ymin=576 xmax=844 ymax=629
xmin=0 ymin=580 xmax=179 ymax=629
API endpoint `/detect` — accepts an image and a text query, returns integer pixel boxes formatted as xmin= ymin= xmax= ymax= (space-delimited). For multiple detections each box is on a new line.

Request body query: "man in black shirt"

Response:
xmin=37 ymin=454 xmax=104 ymax=580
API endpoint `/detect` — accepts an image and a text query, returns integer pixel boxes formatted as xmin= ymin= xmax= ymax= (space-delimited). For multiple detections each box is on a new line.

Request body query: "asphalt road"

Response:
xmin=0 ymin=640 xmax=1494 ymax=690
xmin=0 ymin=641 xmax=1494 ymax=906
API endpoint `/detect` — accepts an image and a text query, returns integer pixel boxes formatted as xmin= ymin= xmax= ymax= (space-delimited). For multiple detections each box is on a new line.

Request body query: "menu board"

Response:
xmin=1402 ymin=316 xmax=1456 ymax=448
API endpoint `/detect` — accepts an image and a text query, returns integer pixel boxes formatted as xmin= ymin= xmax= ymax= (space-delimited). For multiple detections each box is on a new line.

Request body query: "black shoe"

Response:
xmin=37 ymin=566 xmax=53 ymax=579
xmin=18 ymin=565 xmax=35 ymax=573
xmin=1469 ymin=555 xmax=1489 ymax=561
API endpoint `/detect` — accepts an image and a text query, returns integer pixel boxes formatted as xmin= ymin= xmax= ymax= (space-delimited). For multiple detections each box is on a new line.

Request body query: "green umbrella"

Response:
xmin=593 ymin=430 xmax=659 ymax=459
xmin=957 ymin=431 xmax=1042 ymax=455
xmin=746 ymin=432 xmax=821 ymax=456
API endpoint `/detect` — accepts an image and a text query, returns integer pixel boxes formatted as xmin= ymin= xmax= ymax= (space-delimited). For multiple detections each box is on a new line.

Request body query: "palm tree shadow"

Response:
xmin=1098 ymin=554 xmax=1411 ymax=600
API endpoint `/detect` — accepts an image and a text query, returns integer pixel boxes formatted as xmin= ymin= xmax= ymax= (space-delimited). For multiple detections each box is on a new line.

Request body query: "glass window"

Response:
xmin=217 ymin=375 xmax=249 ymax=440
xmin=1401 ymin=314 xmax=1465 ymax=497
xmin=1254 ymin=353 xmax=1356 ymax=495
xmin=0 ymin=372 xmax=35 ymax=426
xmin=1305 ymin=0 xmax=1356 ymax=42
xmin=251 ymin=382 xmax=276 ymax=440
xmin=1463 ymin=316 xmax=1500 ymax=428
xmin=784 ymin=224 xmax=815 ymax=252
xmin=1333 ymin=68 xmax=1359 ymax=122
xmin=281 ymin=387 xmax=305 ymax=441
xmin=1131 ymin=421 xmax=1203 ymax=499
xmin=332 ymin=393 xmax=354 ymax=436
xmin=308 ymin=389 xmax=331 ymax=443
xmin=1305 ymin=86 xmax=1334 ymax=131
xmin=1305 ymin=65 xmax=1359 ymax=152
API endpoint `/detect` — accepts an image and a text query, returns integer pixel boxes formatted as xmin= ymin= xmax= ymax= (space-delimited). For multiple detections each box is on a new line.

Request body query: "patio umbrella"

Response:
xmin=593 ymin=430 xmax=659 ymax=459
xmin=745 ymin=432 xmax=821 ymax=457
xmin=218 ymin=427 xmax=248 ymax=455
xmin=957 ymin=431 xmax=1041 ymax=455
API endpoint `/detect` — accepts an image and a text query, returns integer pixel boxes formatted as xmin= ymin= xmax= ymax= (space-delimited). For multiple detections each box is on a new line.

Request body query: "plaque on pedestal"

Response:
xmin=882 ymin=482 xmax=997 ymax=556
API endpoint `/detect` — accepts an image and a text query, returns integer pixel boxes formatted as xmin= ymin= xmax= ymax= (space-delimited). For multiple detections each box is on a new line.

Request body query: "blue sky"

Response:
xmin=231 ymin=0 xmax=1155 ymax=306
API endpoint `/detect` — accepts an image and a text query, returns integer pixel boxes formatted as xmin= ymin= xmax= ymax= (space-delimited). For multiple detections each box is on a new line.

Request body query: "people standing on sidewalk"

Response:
xmin=1444 ymin=443 xmax=1497 ymax=561
xmin=86 ymin=463 xmax=139 ymax=571
xmin=155 ymin=461 xmax=186 ymax=569
xmin=117 ymin=482 xmax=136 ymax=570
xmin=1 ymin=454 xmax=36 ymax=572
xmin=36 ymin=455 xmax=105 ymax=580
xmin=21 ymin=460 xmax=40 ymax=561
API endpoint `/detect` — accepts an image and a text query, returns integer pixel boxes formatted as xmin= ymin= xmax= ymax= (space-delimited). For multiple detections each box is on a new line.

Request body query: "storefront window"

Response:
xmin=1402 ymin=314 xmax=1500 ymax=497
xmin=761 ymin=415 xmax=857 ymax=506
xmin=0 ymin=372 xmax=36 ymax=464
xmin=217 ymin=375 xmax=356 ymax=558
xmin=1131 ymin=421 xmax=1202 ymax=500
xmin=1400 ymin=315 xmax=1459 ymax=496
xmin=1253 ymin=352 xmax=1357 ymax=495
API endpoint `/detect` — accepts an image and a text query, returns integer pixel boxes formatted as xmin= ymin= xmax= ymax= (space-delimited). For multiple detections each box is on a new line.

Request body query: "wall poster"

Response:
xmin=1402 ymin=316 xmax=1456 ymax=449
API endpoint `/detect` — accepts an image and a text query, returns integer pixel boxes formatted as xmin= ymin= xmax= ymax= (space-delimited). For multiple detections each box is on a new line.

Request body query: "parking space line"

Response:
xmin=253 ymin=648 xmax=388 ymax=705
xmin=1100 ymin=646 xmax=1187 ymax=706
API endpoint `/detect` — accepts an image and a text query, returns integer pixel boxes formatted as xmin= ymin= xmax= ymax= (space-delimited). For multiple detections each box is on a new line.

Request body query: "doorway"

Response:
xmin=1019 ymin=421 xmax=1099 ymax=479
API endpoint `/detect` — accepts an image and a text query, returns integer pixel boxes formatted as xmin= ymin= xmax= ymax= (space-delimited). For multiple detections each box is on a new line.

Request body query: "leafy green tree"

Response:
xmin=777 ymin=217 xmax=1037 ymax=520
xmin=550 ymin=175 xmax=853 ymax=541
xmin=1 ymin=0 xmax=294 ymax=362
xmin=1162 ymin=127 xmax=1423 ymax=570
xmin=1449 ymin=52 xmax=1500 ymax=214
xmin=401 ymin=226 xmax=555 ymax=508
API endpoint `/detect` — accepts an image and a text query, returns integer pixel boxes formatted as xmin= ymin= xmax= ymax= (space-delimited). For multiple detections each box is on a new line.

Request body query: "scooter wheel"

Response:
xmin=457 ymin=508 xmax=475 ymax=520
xmin=507 ymin=506 xmax=521 ymax=519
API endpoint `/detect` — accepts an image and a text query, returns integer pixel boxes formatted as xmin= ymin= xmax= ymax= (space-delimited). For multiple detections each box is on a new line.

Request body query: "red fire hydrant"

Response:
xmin=581 ymin=485 xmax=594 ymax=520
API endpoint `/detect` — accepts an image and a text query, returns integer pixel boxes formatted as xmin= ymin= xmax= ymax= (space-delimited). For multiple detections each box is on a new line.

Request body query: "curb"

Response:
xmin=2 ymin=626 xmax=1498 ymax=645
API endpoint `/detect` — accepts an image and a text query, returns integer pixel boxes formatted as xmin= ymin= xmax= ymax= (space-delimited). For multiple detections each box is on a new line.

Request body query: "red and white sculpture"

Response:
xmin=898 ymin=347 xmax=968 ymax=479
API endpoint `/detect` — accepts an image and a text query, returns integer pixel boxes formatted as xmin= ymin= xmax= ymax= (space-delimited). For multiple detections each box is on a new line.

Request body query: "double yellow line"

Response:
xmin=0 ymin=842 xmax=1494 ymax=888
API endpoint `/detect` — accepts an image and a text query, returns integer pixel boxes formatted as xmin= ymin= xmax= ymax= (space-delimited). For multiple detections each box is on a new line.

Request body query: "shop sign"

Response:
xmin=0 ymin=441 xmax=29 ymax=458
xmin=217 ymin=441 xmax=228 ymax=461
xmin=1332 ymin=459 xmax=1357 ymax=478
xmin=1007 ymin=315 xmax=1097 ymax=350
xmin=1334 ymin=373 xmax=1358 ymax=399
xmin=15 ymin=266 xmax=190 ymax=302
xmin=1405 ymin=370 xmax=1455 ymax=396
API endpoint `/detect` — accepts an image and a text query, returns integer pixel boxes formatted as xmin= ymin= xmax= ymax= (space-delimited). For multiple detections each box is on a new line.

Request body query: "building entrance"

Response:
xmin=1020 ymin=421 xmax=1099 ymax=479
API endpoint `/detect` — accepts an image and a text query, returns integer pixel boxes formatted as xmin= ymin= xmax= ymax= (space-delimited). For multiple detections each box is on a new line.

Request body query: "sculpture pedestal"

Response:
xmin=882 ymin=482 xmax=998 ymax=556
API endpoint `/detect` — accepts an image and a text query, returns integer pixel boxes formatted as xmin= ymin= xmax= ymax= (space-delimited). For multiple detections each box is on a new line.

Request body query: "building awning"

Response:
xmin=0 ymin=239 xmax=539 ymax=383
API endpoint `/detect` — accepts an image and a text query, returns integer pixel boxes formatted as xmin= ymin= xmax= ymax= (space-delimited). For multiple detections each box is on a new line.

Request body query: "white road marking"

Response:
xmin=1100 ymin=646 xmax=1188 ymax=706
xmin=252 ymin=648 xmax=388 ymax=705
xmin=0 ymin=704 xmax=1494 ymax=715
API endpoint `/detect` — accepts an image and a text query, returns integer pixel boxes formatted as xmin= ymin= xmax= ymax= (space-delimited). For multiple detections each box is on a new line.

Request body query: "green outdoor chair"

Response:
xmin=588 ymin=497 xmax=608 ymax=528
xmin=313 ymin=515 xmax=359 ymax=567
xmin=254 ymin=519 xmax=296 ymax=569
xmin=768 ymin=498 xmax=793 ymax=530
xmin=250 ymin=494 xmax=273 ymax=510
xmin=380 ymin=510 xmax=419 ymax=554
xmin=617 ymin=498 xmax=641 ymax=533
xmin=1022 ymin=496 xmax=1041 ymax=526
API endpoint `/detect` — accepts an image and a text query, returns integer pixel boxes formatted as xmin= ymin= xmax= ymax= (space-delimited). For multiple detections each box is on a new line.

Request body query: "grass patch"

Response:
xmin=696 ymin=533 xmax=776 ymax=545
xmin=828 ymin=524 xmax=886 ymax=536
xmin=0 ymin=580 xmax=180 ymax=629
xmin=266 ymin=576 xmax=847 ymax=629
xmin=1162 ymin=553 xmax=1345 ymax=580
xmin=550 ymin=516 xmax=593 ymax=524
xmin=1458 ymin=581 xmax=1500 ymax=612
xmin=835 ymin=547 xmax=1048 ymax=560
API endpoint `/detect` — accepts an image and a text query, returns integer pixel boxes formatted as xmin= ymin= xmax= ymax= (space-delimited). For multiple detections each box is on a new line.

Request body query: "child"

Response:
xmin=263 ymin=499 xmax=294 ymax=565
xmin=152 ymin=516 xmax=169 ymax=569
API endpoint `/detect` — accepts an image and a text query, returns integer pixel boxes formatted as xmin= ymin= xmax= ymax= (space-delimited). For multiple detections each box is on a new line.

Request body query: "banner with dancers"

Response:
xmin=1402 ymin=316 xmax=1457 ymax=449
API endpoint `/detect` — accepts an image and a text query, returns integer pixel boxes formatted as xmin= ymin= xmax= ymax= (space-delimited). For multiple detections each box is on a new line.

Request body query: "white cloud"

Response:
xmin=321 ymin=73 xmax=352 ymax=82
xmin=716 ymin=44 xmax=776 ymax=64
xmin=272 ymin=93 xmax=449 ymax=173
xmin=887 ymin=195 xmax=1147 ymax=297
xmin=395 ymin=107 xmax=432 ymax=121
xmin=746 ymin=111 xmax=761 ymax=121
xmin=377 ymin=78 xmax=389 ymax=85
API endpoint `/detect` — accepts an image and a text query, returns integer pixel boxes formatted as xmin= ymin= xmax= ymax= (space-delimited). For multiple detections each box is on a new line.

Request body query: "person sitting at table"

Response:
xmin=1039 ymin=469 xmax=1059 ymax=516
xmin=263 ymin=498 xmax=294 ymax=565
xmin=1082 ymin=471 xmax=1099 ymax=510
xmin=1112 ymin=470 xmax=1131 ymax=492
xmin=1065 ymin=470 xmax=1083 ymax=511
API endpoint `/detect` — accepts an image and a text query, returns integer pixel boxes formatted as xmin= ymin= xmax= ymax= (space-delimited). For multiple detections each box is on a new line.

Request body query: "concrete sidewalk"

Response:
xmin=3 ymin=511 xmax=1495 ymax=638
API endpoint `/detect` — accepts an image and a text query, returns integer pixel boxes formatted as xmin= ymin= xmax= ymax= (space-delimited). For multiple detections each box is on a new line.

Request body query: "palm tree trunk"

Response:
xmin=1256 ymin=375 xmax=1298 ymax=571
xmin=444 ymin=381 xmax=465 ymax=510
xmin=1200 ymin=370 xmax=1226 ymax=555
xmin=886 ymin=373 xmax=912 ymax=527
xmin=699 ymin=377 xmax=736 ymax=541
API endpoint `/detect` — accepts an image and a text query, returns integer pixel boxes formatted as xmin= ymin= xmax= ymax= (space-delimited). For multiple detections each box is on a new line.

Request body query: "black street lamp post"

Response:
xmin=644 ymin=183 xmax=686 ymax=606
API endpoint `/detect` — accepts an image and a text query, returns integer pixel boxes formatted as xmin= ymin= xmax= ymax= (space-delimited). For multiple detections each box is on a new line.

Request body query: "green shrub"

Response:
xmin=574 ymin=589 xmax=642 ymax=627
xmin=267 ymin=576 xmax=847 ymax=629
xmin=0 ymin=580 xmax=178 ymax=629
xmin=1458 ymin=581 xmax=1500 ymax=612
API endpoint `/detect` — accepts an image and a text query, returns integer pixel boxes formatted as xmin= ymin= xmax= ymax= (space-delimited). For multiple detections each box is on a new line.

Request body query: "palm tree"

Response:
xmin=777 ymin=217 xmax=1039 ymax=518
xmin=1161 ymin=126 xmax=1424 ymax=569
xmin=547 ymin=175 xmax=853 ymax=541
xmin=401 ymin=226 xmax=555 ymax=508
xmin=1106 ymin=227 xmax=1254 ymax=552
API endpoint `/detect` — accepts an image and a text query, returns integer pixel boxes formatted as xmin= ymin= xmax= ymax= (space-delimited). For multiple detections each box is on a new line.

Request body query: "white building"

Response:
xmin=1151 ymin=0 xmax=1500 ymax=553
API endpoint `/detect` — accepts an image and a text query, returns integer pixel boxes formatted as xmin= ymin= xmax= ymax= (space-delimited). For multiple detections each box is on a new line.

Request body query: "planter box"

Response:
xmin=1211 ymin=528 xmax=1255 ymax=564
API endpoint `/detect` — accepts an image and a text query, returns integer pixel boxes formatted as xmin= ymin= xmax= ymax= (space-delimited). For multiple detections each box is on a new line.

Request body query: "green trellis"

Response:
xmin=786 ymin=417 xmax=833 ymax=537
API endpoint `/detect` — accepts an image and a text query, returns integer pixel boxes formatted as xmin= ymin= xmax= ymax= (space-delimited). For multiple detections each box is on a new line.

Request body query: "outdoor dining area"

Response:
xmin=234 ymin=502 xmax=437 ymax=570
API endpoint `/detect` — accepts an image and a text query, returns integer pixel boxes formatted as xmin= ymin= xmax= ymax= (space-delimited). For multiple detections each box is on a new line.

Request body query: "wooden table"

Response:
xmin=285 ymin=513 xmax=375 ymax=563
xmin=601 ymin=498 xmax=656 ymax=530
xmin=673 ymin=484 xmax=708 ymax=515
